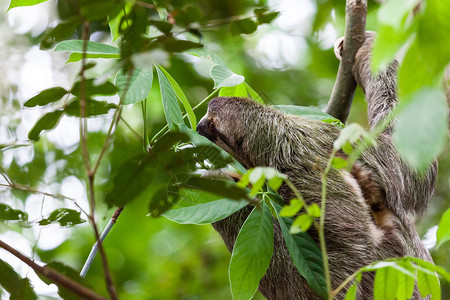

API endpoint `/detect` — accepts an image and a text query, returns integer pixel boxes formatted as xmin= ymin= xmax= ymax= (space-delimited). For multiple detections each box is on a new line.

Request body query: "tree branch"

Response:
xmin=80 ymin=207 xmax=124 ymax=278
xmin=0 ymin=240 xmax=106 ymax=300
xmin=325 ymin=0 xmax=367 ymax=123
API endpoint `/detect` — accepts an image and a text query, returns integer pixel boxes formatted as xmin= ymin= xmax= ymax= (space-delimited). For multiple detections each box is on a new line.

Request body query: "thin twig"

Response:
xmin=325 ymin=0 xmax=367 ymax=123
xmin=319 ymin=149 xmax=337 ymax=300
xmin=80 ymin=207 xmax=124 ymax=278
xmin=120 ymin=116 xmax=144 ymax=141
xmin=0 ymin=240 xmax=107 ymax=300
xmin=78 ymin=21 xmax=117 ymax=300
xmin=332 ymin=266 xmax=363 ymax=298
xmin=0 ymin=183 xmax=73 ymax=201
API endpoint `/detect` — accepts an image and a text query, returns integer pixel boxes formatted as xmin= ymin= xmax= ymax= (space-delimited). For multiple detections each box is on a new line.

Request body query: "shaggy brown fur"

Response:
xmin=197 ymin=32 xmax=436 ymax=299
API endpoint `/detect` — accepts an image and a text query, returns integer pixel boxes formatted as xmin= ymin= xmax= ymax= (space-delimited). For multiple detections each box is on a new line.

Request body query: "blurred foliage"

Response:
xmin=0 ymin=0 xmax=448 ymax=299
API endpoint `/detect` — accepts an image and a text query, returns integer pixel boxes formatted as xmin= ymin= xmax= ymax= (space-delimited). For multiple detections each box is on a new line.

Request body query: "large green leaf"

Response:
xmin=156 ymin=67 xmax=184 ymax=131
xmin=54 ymin=40 xmax=120 ymax=62
xmin=210 ymin=65 xmax=245 ymax=89
xmin=156 ymin=65 xmax=197 ymax=130
xmin=7 ymin=0 xmax=48 ymax=10
xmin=54 ymin=40 xmax=120 ymax=54
xmin=28 ymin=110 xmax=64 ymax=141
xmin=0 ymin=259 xmax=37 ymax=300
xmin=104 ymin=153 xmax=155 ymax=208
xmin=115 ymin=68 xmax=153 ymax=105
xmin=436 ymin=208 xmax=450 ymax=249
xmin=229 ymin=204 xmax=273 ymax=300
xmin=23 ymin=87 xmax=68 ymax=107
xmin=162 ymin=189 xmax=248 ymax=224
xmin=38 ymin=208 xmax=86 ymax=226
xmin=272 ymin=202 xmax=327 ymax=299
xmin=394 ymin=88 xmax=448 ymax=172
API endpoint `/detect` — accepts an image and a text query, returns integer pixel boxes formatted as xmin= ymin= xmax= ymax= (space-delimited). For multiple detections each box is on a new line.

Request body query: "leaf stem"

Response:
xmin=320 ymin=149 xmax=337 ymax=300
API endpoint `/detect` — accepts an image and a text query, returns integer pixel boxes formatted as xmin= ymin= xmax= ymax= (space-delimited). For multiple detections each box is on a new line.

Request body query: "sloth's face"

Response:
xmin=197 ymin=97 xmax=253 ymax=168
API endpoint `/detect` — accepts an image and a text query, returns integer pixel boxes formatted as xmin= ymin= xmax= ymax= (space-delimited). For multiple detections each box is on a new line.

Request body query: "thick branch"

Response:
xmin=325 ymin=0 xmax=367 ymax=123
xmin=0 ymin=240 xmax=106 ymax=300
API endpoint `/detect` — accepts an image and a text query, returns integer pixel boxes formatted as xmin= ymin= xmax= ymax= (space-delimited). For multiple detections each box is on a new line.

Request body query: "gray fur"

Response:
xmin=197 ymin=33 xmax=436 ymax=299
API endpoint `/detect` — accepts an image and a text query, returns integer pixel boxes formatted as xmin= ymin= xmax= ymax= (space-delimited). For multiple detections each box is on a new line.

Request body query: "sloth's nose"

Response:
xmin=197 ymin=117 xmax=216 ymax=142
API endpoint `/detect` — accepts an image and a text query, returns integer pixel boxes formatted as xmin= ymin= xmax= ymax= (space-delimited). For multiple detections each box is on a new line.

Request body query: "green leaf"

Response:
xmin=156 ymin=65 xmax=197 ymax=130
xmin=229 ymin=204 xmax=273 ymax=300
xmin=332 ymin=157 xmax=348 ymax=169
xmin=149 ymin=20 xmax=173 ymax=34
xmin=291 ymin=214 xmax=313 ymax=234
xmin=230 ymin=19 xmax=258 ymax=35
xmin=273 ymin=105 xmax=344 ymax=127
xmin=219 ymin=82 xmax=248 ymax=98
xmin=210 ymin=65 xmax=245 ymax=89
xmin=156 ymin=66 xmax=184 ymax=130
xmin=374 ymin=267 xmax=398 ymax=300
xmin=66 ymin=52 xmax=120 ymax=63
xmin=64 ymin=99 xmax=117 ymax=117
xmin=417 ymin=267 xmax=441 ymax=299
xmin=7 ymin=0 xmax=48 ymax=10
xmin=256 ymin=11 xmax=279 ymax=24
xmin=344 ymin=282 xmax=357 ymax=300
xmin=394 ymin=89 xmax=448 ymax=172
xmin=245 ymin=83 xmax=264 ymax=104
xmin=309 ymin=203 xmax=321 ymax=218
xmin=38 ymin=208 xmax=86 ymax=226
xmin=116 ymin=67 xmax=153 ymax=105
xmin=178 ymin=177 xmax=249 ymax=202
xmin=279 ymin=198 xmax=303 ymax=217
xmin=372 ymin=25 xmax=411 ymax=73
xmin=28 ymin=110 xmax=64 ymax=141
xmin=162 ymin=189 xmax=248 ymax=224
xmin=333 ymin=123 xmax=374 ymax=151
xmin=71 ymin=79 xmax=117 ymax=97
xmin=104 ymin=153 xmax=155 ymax=208
xmin=0 ymin=259 xmax=37 ymax=299
xmin=272 ymin=202 xmax=327 ymax=298
xmin=0 ymin=203 xmax=28 ymax=221
xmin=157 ymin=37 xmax=203 ymax=53
xmin=23 ymin=87 xmax=68 ymax=107
xmin=436 ymin=208 xmax=450 ymax=249
xmin=396 ymin=267 xmax=416 ymax=300
xmin=40 ymin=18 xmax=81 ymax=50
xmin=55 ymin=40 xmax=120 ymax=54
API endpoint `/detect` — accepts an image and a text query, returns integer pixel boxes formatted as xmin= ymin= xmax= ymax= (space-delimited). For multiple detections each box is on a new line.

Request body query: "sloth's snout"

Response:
xmin=197 ymin=116 xmax=216 ymax=142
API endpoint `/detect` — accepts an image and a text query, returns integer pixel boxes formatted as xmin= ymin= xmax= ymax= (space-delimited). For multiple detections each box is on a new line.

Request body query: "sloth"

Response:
xmin=196 ymin=32 xmax=437 ymax=299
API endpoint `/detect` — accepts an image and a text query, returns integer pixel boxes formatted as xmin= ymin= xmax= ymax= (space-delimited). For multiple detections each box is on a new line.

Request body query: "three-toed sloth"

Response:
xmin=197 ymin=32 xmax=437 ymax=299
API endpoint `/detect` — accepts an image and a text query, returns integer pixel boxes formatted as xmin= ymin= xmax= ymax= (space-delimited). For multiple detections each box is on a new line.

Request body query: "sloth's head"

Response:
xmin=197 ymin=97 xmax=337 ymax=170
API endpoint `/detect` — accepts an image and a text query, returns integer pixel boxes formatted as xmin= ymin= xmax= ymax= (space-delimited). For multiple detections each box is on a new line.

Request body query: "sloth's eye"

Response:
xmin=208 ymin=120 xmax=216 ymax=131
